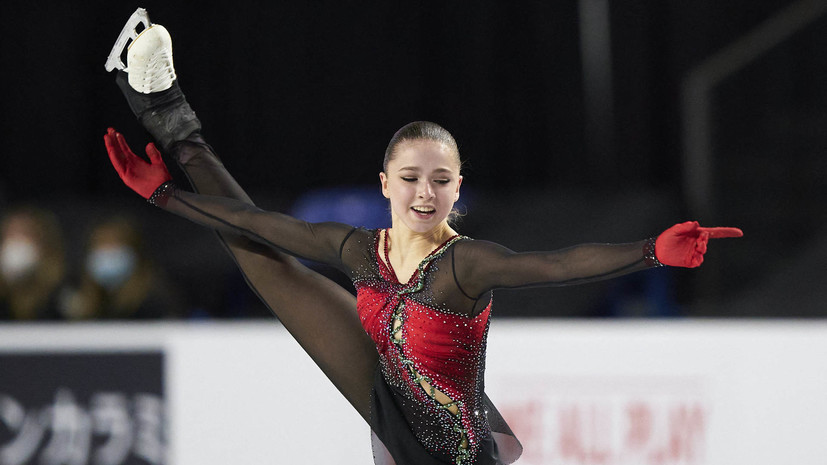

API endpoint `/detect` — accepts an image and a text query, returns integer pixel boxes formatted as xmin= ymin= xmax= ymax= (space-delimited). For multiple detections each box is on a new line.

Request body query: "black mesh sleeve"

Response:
xmin=452 ymin=238 xmax=657 ymax=299
xmin=149 ymin=181 xmax=354 ymax=267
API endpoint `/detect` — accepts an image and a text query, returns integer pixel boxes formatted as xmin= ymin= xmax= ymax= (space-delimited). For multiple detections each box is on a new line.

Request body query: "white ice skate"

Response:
xmin=105 ymin=7 xmax=177 ymax=94
xmin=106 ymin=8 xmax=200 ymax=150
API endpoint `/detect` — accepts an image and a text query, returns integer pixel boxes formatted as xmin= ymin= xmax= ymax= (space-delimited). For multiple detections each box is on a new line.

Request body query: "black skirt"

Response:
xmin=368 ymin=365 xmax=523 ymax=465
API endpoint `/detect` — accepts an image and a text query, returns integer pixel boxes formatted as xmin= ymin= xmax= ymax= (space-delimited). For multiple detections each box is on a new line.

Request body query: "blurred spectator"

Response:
xmin=63 ymin=216 xmax=183 ymax=319
xmin=0 ymin=206 xmax=67 ymax=320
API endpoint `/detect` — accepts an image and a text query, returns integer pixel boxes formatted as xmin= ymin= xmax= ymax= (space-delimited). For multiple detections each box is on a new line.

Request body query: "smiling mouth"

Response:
xmin=411 ymin=206 xmax=436 ymax=215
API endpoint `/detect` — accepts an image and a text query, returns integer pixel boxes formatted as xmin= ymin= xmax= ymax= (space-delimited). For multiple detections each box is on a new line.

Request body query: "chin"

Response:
xmin=408 ymin=217 xmax=449 ymax=234
xmin=392 ymin=206 xmax=450 ymax=233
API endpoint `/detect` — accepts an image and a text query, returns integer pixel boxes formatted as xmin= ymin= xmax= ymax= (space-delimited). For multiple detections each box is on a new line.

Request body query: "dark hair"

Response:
xmin=383 ymin=121 xmax=461 ymax=172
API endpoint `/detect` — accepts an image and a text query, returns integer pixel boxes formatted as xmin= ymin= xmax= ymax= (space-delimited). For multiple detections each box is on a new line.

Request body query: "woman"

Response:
xmin=104 ymin=14 xmax=741 ymax=465
xmin=0 ymin=206 xmax=67 ymax=320
xmin=64 ymin=216 xmax=182 ymax=320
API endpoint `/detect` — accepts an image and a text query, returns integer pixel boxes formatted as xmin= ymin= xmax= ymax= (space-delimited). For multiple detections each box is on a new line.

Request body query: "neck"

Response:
xmin=387 ymin=218 xmax=456 ymax=259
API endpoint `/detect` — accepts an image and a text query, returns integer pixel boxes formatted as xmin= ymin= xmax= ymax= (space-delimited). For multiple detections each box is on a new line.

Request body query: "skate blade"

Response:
xmin=104 ymin=7 xmax=152 ymax=72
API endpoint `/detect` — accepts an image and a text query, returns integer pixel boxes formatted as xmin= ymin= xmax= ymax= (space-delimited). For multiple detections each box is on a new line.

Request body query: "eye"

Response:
xmin=434 ymin=179 xmax=450 ymax=185
xmin=401 ymin=177 xmax=416 ymax=182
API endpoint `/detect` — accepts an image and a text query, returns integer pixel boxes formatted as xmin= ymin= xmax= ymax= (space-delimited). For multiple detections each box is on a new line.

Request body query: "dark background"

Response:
xmin=1 ymin=1 xmax=825 ymax=318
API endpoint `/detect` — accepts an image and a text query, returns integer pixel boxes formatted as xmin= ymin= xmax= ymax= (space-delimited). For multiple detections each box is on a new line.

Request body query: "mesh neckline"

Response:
xmin=377 ymin=228 xmax=461 ymax=285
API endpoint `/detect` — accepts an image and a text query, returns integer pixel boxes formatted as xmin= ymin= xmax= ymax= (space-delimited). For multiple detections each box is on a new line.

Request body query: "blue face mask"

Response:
xmin=86 ymin=246 xmax=137 ymax=290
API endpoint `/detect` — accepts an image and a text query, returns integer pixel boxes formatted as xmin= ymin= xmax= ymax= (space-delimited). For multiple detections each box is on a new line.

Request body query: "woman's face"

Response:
xmin=380 ymin=139 xmax=462 ymax=234
xmin=0 ymin=216 xmax=41 ymax=282
xmin=86 ymin=224 xmax=138 ymax=290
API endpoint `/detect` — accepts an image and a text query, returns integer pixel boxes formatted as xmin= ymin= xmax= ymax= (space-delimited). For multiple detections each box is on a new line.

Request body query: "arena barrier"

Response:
xmin=0 ymin=320 xmax=824 ymax=465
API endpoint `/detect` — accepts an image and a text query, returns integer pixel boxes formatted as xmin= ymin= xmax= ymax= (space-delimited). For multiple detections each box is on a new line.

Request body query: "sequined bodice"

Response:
xmin=354 ymin=230 xmax=492 ymax=464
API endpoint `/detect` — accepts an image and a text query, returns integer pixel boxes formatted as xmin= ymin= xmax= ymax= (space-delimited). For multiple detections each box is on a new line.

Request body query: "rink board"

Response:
xmin=0 ymin=320 xmax=824 ymax=465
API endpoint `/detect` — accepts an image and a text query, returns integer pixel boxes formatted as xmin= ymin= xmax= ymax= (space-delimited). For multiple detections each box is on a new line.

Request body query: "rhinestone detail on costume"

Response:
xmin=353 ymin=229 xmax=491 ymax=464
xmin=147 ymin=181 xmax=176 ymax=207
xmin=387 ymin=232 xmax=471 ymax=464
xmin=643 ymin=237 xmax=664 ymax=267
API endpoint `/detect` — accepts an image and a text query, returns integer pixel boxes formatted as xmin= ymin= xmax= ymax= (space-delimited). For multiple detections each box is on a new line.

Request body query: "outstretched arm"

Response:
xmin=104 ymin=128 xmax=353 ymax=266
xmin=454 ymin=223 xmax=742 ymax=298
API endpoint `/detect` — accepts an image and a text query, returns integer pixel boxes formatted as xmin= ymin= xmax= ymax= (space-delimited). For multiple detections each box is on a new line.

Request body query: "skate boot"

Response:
xmin=106 ymin=8 xmax=201 ymax=153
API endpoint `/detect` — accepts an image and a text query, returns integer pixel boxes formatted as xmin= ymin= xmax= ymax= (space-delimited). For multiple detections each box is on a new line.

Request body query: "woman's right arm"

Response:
xmin=104 ymin=128 xmax=352 ymax=266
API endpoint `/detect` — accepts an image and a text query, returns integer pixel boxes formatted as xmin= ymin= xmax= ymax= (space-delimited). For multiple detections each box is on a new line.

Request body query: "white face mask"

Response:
xmin=0 ymin=239 xmax=40 ymax=282
xmin=86 ymin=246 xmax=137 ymax=290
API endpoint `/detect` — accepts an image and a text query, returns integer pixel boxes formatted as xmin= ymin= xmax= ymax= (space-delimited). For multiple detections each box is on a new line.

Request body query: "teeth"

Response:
xmin=412 ymin=207 xmax=435 ymax=213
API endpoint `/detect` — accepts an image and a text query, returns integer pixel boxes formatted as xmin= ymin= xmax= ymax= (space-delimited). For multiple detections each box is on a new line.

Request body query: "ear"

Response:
xmin=379 ymin=172 xmax=390 ymax=199
xmin=454 ymin=175 xmax=463 ymax=201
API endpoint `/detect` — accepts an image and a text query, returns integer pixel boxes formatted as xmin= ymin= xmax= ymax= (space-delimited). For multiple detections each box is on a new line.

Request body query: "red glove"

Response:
xmin=104 ymin=128 xmax=172 ymax=199
xmin=655 ymin=221 xmax=743 ymax=268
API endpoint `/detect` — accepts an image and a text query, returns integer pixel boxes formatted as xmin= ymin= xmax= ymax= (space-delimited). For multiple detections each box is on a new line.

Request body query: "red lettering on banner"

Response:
xmin=494 ymin=381 xmax=708 ymax=465
xmin=625 ymin=402 xmax=653 ymax=450
xmin=668 ymin=404 xmax=705 ymax=461
xmin=498 ymin=400 xmax=543 ymax=464
xmin=559 ymin=404 xmax=585 ymax=462
xmin=558 ymin=404 xmax=612 ymax=464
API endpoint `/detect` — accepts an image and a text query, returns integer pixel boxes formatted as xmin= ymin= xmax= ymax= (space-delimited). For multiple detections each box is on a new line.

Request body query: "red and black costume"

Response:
xmin=106 ymin=71 xmax=741 ymax=464
xmin=136 ymin=170 xmax=666 ymax=464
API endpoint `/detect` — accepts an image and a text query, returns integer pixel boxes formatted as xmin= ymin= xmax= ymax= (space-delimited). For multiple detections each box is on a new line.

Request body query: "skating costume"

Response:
xmin=142 ymin=182 xmax=663 ymax=464
xmin=354 ymin=230 xmax=510 ymax=464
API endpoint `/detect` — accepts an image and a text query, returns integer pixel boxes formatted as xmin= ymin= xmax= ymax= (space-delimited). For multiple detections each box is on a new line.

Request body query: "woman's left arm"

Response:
xmin=454 ymin=222 xmax=742 ymax=297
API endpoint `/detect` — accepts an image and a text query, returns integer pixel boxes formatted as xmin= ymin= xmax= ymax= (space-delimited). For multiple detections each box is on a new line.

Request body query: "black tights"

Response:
xmin=172 ymin=137 xmax=378 ymax=422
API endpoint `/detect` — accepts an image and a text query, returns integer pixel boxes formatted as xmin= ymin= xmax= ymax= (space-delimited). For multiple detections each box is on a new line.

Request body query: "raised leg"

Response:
xmin=108 ymin=11 xmax=377 ymax=421
xmin=174 ymin=136 xmax=378 ymax=421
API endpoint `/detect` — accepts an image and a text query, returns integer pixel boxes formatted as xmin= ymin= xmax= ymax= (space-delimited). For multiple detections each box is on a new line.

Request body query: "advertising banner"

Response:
xmin=0 ymin=352 xmax=165 ymax=465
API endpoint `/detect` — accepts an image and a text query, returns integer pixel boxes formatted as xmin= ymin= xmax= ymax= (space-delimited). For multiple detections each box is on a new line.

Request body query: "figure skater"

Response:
xmin=103 ymin=9 xmax=742 ymax=464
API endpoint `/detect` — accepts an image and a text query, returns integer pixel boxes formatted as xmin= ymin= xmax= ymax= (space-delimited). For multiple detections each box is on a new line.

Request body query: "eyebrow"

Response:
xmin=397 ymin=166 xmax=454 ymax=174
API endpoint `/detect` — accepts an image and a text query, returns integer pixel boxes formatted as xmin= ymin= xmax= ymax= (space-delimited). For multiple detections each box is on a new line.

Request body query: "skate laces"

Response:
xmin=126 ymin=25 xmax=177 ymax=94
xmin=105 ymin=8 xmax=176 ymax=94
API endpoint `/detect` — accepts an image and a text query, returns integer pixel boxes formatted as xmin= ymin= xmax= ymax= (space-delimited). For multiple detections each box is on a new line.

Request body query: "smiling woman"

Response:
xmin=381 ymin=136 xmax=461 ymax=231
xmin=103 ymin=9 xmax=742 ymax=465
xmin=381 ymin=122 xmax=464 ymax=229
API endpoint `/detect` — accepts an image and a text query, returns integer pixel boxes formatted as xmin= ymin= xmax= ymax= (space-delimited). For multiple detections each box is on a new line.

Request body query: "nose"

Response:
xmin=417 ymin=180 xmax=434 ymax=199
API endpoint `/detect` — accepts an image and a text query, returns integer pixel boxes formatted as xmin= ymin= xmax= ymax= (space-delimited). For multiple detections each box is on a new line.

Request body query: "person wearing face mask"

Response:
xmin=0 ymin=207 xmax=67 ymax=321
xmin=66 ymin=217 xmax=182 ymax=320
xmin=103 ymin=11 xmax=743 ymax=464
